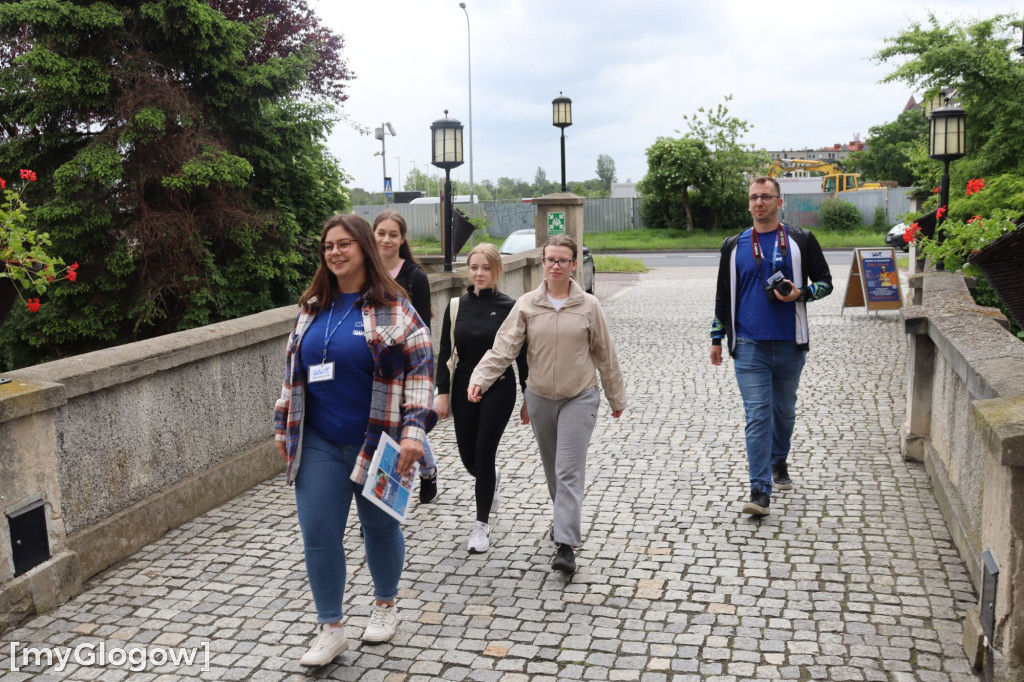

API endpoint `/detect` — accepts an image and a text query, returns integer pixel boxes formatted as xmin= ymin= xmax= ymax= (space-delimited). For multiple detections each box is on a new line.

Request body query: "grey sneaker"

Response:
xmin=772 ymin=463 xmax=792 ymax=491
xmin=299 ymin=624 xmax=348 ymax=666
xmin=742 ymin=491 xmax=770 ymax=516
xmin=552 ymin=544 xmax=577 ymax=575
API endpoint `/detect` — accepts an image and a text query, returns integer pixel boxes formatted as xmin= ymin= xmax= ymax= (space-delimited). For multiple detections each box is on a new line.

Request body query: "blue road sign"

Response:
xmin=384 ymin=177 xmax=393 ymax=197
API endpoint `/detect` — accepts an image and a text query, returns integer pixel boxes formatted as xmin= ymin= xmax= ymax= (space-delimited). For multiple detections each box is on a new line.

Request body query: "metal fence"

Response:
xmin=781 ymin=187 xmax=915 ymax=229
xmin=352 ymin=189 xmax=914 ymax=238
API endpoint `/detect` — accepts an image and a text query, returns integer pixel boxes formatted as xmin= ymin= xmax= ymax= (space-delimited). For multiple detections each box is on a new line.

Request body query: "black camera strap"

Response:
xmin=750 ymin=223 xmax=789 ymax=268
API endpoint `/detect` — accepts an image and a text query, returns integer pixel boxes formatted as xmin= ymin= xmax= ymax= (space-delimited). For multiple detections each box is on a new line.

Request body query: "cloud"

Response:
xmin=314 ymin=0 xmax=1017 ymax=193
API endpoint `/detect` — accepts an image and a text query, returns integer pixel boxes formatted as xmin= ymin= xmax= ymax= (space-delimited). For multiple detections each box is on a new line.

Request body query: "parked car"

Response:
xmin=498 ymin=229 xmax=596 ymax=294
xmin=885 ymin=223 xmax=910 ymax=252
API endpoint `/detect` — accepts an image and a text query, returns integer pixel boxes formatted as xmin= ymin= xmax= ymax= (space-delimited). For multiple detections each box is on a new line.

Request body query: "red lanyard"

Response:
xmin=750 ymin=223 xmax=788 ymax=267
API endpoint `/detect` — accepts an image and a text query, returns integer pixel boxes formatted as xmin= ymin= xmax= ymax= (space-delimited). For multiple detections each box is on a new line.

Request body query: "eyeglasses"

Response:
xmin=748 ymin=194 xmax=779 ymax=203
xmin=323 ymin=240 xmax=356 ymax=254
xmin=541 ymin=257 xmax=574 ymax=268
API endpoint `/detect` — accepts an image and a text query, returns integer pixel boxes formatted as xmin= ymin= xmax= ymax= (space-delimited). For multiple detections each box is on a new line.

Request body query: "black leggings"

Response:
xmin=451 ymin=369 xmax=516 ymax=523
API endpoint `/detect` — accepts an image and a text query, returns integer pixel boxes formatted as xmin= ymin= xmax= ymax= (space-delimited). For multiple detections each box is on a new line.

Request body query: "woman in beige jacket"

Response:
xmin=468 ymin=235 xmax=626 ymax=576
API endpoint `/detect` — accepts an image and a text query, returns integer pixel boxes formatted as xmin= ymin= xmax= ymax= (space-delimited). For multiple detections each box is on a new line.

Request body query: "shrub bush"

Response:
xmin=818 ymin=199 xmax=863 ymax=231
xmin=871 ymin=205 xmax=889 ymax=231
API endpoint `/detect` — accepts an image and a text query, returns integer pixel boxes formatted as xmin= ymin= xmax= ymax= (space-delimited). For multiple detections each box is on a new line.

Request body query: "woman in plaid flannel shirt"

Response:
xmin=273 ymin=214 xmax=436 ymax=667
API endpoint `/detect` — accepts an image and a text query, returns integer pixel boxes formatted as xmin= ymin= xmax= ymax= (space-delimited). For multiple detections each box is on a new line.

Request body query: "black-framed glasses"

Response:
xmin=748 ymin=194 xmax=779 ymax=202
xmin=541 ymin=257 xmax=574 ymax=267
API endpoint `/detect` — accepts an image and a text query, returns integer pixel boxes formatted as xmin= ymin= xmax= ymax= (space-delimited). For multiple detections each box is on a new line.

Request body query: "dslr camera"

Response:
xmin=765 ymin=270 xmax=793 ymax=300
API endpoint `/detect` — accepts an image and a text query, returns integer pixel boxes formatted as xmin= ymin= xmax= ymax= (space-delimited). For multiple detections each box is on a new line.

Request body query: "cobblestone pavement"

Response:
xmin=1 ymin=267 xmax=979 ymax=681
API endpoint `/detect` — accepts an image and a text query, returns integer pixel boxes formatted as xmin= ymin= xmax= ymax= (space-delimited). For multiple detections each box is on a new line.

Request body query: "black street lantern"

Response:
xmin=430 ymin=111 xmax=464 ymax=272
xmin=928 ymin=101 xmax=967 ymax=267
xmin=552 ymin=92 xmax=572 ymax=192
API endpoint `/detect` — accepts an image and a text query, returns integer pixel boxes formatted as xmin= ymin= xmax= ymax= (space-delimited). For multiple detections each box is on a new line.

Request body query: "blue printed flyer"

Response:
xmin=361 ymin=431 xmax=418 ymax=523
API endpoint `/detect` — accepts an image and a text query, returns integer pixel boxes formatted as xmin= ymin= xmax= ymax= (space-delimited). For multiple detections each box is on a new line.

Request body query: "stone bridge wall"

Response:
xmin=903 ymin=271 xmax=1024 ymax=682
xmin=0 ymin=253 xmax=543 ymax=633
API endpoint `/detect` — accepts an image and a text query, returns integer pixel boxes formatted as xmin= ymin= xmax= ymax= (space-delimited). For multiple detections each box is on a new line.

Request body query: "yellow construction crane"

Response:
xmin=766 ymin=158 xmax=890 ymax=193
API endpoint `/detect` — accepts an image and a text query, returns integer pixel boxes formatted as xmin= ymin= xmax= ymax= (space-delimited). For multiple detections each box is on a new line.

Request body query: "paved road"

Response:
xmin=0 ymin=267 xmax=977 ymax=681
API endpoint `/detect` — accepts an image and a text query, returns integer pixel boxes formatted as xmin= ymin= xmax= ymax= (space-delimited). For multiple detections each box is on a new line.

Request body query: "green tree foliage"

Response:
xmin=818 ymin=199 xmax=863 ymax=232
xmin=0 ymin=0 xmax=351 ymax=369
xmin=875 ymin=12 xmax=1024 ymax=184
xmin=637 ymin=137 xmax=711 ymax=231
xmin=596 ymin=154 xmax=616 ymax=193
xmin=680 ymin=96 xmax=769 ymax=231
xmin=847 ymin=109 xmax=928 ymax=187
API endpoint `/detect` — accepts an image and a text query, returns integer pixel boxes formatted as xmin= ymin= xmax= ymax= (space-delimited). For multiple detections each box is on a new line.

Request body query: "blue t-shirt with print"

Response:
xmin=734 ymin=227 xmax=796 ymax=341
xmin=300 ymin=292 xmax=374 ymax=445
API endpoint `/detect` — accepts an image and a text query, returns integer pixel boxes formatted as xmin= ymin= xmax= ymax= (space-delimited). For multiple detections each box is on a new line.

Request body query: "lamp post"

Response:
xmin=552 ymin=92 xmax=573 ymax=192
xmin=927 ymin=98 xmax=967 ymax=270
xmin=459 ymin=2 xmax=474 ymax=207
xmin=430 ymin=111 xmax=465 ymax=272
xmin=375 ymin=122 xmax=396 ymax=205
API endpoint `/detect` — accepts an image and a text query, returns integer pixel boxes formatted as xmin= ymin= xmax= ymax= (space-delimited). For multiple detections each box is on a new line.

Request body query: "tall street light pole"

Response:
xmin=459 ymin=2 xmax=474 ymax=207
xmin=375 ymin=122 xmax=396 ymax=205
xmin=552 ymin=92 xmax=573 ymax=192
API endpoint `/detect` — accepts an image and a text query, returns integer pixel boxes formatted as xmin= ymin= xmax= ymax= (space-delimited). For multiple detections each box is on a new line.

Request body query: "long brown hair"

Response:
xmin=373 ymin=210 xmax=420 ymax=267
xmin=299 ymin=214 xmax=405 ymax=309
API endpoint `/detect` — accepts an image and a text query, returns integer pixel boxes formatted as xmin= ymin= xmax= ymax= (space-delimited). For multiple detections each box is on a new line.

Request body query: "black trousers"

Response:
xmin=451 ymin=368 xmax=516 ymax=523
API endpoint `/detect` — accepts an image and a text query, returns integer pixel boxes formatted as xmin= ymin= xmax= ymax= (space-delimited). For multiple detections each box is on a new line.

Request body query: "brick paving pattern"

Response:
xmin=0 ymin=266 xmax=979 ymax=681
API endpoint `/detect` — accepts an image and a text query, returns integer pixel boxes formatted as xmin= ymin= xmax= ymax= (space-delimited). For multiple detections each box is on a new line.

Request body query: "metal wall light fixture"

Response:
xmin=552 ymin=93 xmax=573 ymax=192
xmin=430 ymin=111 xmax=465 ymax=272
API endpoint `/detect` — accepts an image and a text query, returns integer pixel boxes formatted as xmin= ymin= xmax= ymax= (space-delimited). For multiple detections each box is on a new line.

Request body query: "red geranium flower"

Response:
xmin=0 ymin=177 xmax=5 ymax=190
xmin=903 ymin=222 xmax=922 ymax=244
xmin=932 ymin=187 xmax=940 ymax=194
xmin=25 ymin=298 xmax=41 ymax=313
xmin=967 ymin=215 xmax=983 ymax=225
xmin=936 ymin=205 xmax=947 ymax=219
xmin=965 ymin=178 xmax=986 ymax=196
xmin=67 ymin=262 xmax=79 ymax=282
xmin=19 ymin=169 xmax=37 ymax=182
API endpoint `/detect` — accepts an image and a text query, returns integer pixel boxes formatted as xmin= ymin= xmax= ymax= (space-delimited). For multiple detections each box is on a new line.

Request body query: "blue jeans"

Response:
xmin=294 ymin=430 xmax=405 ymax=623
xmin=732 ymin=338 xmax=807 ymax=496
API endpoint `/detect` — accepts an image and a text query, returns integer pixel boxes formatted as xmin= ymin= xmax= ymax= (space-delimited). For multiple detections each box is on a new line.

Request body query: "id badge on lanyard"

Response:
xmin=309 ymin=362 xmax=335 ymax=383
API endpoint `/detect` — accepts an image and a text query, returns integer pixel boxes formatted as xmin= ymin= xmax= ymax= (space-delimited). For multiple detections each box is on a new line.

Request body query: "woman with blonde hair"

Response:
xmin=274 ymin=213 xmax=436 ymax=666
xmin=436 ymin=242 xmax=528 ymax=553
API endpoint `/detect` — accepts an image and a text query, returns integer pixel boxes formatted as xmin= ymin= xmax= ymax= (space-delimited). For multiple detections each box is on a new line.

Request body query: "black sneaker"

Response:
xmin=419 ymin=469 xmax=438 ymax=504
xmin=772 ymin=463 xmax=792 ymax=491
xmin=742 ymin=491 xmax=770 ymax=516
xmin=552 ymin=544 xmax=576 ymax=575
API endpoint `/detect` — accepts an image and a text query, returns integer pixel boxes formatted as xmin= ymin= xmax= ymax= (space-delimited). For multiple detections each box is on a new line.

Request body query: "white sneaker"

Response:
xmin=468 ymin=521 xmax=490 ymax=553
xmin=490 ymin=469 xmax=501 ymax=516
xmin=299 ymin=623 xmax=348 ymax=666
xmin=362 ymin=602 xmax=399 ymax=643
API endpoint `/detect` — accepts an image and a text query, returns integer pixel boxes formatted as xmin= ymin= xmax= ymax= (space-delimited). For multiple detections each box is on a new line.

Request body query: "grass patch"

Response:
xmin=410 ymin=235 xmax=502 ymax=255
xmin=594 ymin=255 xmax=647 ymax=273
xmin=583 ymin=228 xmax=887 ymax=251
xmin=897 ymin=256 xmax=909 ymax=269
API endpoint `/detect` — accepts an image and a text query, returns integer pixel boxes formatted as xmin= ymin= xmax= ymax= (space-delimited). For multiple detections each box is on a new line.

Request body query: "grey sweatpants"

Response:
xmin=524 ymin=387 xmax=600 ymax=548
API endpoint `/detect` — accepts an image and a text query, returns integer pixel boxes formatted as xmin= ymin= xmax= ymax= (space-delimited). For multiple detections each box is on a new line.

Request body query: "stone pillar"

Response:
xmin=532 ymin=192 xmax=586 ymax=287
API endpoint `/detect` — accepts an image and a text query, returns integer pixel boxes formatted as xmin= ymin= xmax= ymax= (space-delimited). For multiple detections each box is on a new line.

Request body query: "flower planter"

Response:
xmin=968 ymin=221 xmax=1024 ymax=330
xmin=452 ymin=209 xmax=478 ymax=254
xmin=0 ymin=277 xmax=17 ymax=326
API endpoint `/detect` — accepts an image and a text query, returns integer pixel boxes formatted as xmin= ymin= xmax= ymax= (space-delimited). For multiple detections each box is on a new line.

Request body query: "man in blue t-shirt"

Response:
xmin=709 ymin=177 xmax=833 ymax=516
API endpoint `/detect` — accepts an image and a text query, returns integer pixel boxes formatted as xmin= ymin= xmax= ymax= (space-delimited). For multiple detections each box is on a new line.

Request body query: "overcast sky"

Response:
xmin=313 ymin=1 xmax=1017 ymax=194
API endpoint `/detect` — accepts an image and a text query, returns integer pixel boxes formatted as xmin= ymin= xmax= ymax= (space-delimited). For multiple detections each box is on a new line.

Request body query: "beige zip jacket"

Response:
xmin=470 ymin=278 xmax=626 ymax=411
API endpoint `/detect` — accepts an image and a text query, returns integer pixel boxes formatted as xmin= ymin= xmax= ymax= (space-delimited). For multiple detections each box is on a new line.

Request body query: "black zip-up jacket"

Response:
xmin=711 ymin=224 xmax=833 ymax=355
xmin=436 ymin=287 xmax=528 ymax=395
xmin=394 ymin=259 xmax=431 ymax=326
